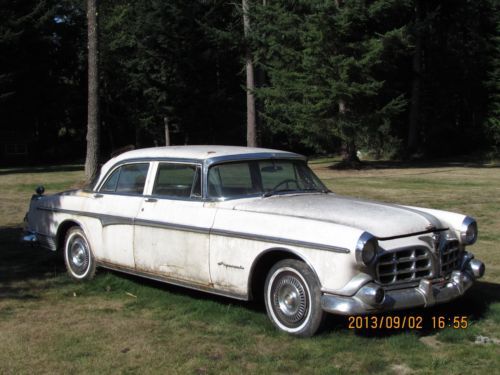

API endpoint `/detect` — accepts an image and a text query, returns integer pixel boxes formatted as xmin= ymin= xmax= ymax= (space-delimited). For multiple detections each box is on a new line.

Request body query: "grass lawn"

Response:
xmin=1 ymin=161 xmax=499 ymax=374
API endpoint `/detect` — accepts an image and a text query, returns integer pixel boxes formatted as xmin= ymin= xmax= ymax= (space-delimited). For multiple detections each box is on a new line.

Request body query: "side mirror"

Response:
xmin=35 ymin=185 xmax=45 ymax=196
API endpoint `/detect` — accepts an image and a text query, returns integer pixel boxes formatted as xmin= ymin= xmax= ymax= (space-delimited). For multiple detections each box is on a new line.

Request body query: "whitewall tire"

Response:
xmin=64 ymin=227 xmax=96 ymax=281
xmin=264 ymin=259 xmax=325 ymax=337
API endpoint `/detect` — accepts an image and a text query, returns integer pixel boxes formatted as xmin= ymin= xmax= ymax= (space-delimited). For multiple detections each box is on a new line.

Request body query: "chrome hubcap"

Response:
xmin=68 ymin=237 xmax=89 ymax=275
xmin=272 ymin=273 xmax=308 ymax=327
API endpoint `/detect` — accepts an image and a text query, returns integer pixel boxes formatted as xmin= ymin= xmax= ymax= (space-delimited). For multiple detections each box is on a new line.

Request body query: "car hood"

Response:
xmin=230 ymin=194 xmax=444 ymax=239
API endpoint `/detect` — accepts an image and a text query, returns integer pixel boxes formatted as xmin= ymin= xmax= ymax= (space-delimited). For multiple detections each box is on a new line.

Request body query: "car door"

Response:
xmin=85 ymin=162 xmax=150 ymax=268
xmin=133 ymin=161 xmax=215 ymax=285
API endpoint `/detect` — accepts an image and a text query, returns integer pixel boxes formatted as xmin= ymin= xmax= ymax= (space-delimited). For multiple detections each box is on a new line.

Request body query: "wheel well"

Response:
xmin=249 ymin=249 xmax=302 ymax=302
xmin=56 ymin=221 xmax=80 ymax=251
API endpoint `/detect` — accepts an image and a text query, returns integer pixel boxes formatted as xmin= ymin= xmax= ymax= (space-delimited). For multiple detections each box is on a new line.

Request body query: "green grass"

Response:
xmin=1 ymin=162 xmax=499 ymax=374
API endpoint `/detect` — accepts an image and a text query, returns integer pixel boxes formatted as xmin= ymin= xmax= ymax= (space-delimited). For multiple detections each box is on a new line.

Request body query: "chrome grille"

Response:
xmin=376 ymin=247 xmax=432 ymax=285
xmin=441 ymin=240 xmax=461 ymax=275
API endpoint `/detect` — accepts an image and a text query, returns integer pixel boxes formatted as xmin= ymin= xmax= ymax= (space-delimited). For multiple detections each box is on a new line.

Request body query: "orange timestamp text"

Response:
xmin=348 ymin=315 xmax=469 ymax=330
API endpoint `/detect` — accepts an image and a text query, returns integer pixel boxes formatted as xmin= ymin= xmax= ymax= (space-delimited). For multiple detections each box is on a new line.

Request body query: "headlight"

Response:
xmin=355 ymin=232 xmax=378 ymax=266
xmin=461 ymin=216 xmax=478 ymax=245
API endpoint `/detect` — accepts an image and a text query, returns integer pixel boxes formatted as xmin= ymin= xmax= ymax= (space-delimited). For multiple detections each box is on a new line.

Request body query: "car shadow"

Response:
xmin=322 ymin=281 xmax=500 ymax=338
xmin=0 ymin=226 xmax=65 ymax=300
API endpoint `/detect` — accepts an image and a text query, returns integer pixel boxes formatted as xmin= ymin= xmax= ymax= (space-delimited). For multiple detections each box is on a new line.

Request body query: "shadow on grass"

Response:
xmin=0 ymin=226 xmax=65 ymax=300
xmin=328 ymin=160 xmax=500 ymax=171
xmin=2 ymin=224 xmax=499 ymax=338
xmin=0 ymin=165 xmax=83 ymax=176
xmin=98 ymin=269 xmax=266 ymax=313
xmin=323 ymin=281 xmax=500 ymax=338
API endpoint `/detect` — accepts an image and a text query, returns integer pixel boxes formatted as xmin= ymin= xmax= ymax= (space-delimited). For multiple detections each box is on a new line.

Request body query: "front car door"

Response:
xmin=133 ymin=161 xmax=215 ymax=286
xmin=85 ymin=162 xmax=150 ymax=269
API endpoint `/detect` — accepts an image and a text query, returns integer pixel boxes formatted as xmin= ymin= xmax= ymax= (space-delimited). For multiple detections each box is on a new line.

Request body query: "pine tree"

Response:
xmin=485 ymin=3 xmax=500 ymax=156
xmin=251 ymin=0 xmax=409 ymax=158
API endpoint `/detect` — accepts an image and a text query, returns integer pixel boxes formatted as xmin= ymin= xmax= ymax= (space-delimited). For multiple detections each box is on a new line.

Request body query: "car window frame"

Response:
xmin=97 ymin=162 xmax=151 ymax=196
xmin=205 ymin=159 xmax=328 ymax=201
xmin=148 ymin=161 xmax=204 ymax=202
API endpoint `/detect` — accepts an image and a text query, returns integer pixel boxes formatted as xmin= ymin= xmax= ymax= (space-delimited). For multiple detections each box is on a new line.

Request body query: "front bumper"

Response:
xmin=321 ymin=258 xmax=485 ymax=315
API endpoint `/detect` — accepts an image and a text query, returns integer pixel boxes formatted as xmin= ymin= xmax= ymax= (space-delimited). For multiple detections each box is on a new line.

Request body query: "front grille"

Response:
xmin=441 ymin=239 xmax=461 ymax=275
xmin=376 ymin=247 xmax=432 ymax=285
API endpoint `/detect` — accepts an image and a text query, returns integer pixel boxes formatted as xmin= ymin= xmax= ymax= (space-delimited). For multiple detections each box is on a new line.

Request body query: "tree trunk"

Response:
xmin=338 ymin=99 xmax=359 ymax=162
xmin=242 ymin=0 xmax=257 ymax=147
xmin=84 ymin=0 xmax=100 ymax=183
xmin=164 ymin=116 xmax=170 ymax=146
xmin=408 ymin=0 xmax=423 ymax=155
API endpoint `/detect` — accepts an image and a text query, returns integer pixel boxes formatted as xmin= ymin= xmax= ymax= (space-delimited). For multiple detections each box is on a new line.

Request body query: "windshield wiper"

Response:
xmin=262 ymin=189 xmax=296 ymax=198
xmin=301 ymin=188 xmax=330 ymax=194
xmin=262 ymin=188 xmax=329 ymax=198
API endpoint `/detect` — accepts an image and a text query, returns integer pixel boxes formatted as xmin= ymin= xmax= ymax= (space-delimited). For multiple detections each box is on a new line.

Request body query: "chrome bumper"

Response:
xmin=21 ymin=231 xmax=38 ymax=244
xmin=321 ymin=258 xmax=485 ymax=315
xmin=21 ymin=231 xmax=57 ymax=251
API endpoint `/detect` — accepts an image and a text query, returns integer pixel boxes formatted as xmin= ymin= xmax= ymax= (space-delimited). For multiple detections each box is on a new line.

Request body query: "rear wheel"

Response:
xmin=264 ymin=259 xmax=325 ymax=337
xmin=64 ymin=227 xmax=96 ymax=281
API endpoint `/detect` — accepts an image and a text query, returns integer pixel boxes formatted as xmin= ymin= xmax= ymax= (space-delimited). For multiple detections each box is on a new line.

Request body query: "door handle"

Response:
xmin=145 ymin=198 xmax=157 ymax=202
xmin=93 ymin=193 xmax=103 ymax=199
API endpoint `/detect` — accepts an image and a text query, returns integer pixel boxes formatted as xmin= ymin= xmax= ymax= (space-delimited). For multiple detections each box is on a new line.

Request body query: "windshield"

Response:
xmin=207 ymin=159 xmax=328 ymax=199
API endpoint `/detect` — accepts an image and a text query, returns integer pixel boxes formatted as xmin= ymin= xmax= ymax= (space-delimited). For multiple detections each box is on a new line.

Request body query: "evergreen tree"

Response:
xmin=99 ymin=0 xmax=245 ymax=150
xmin=251 ymin=0 xmax=409 ymax=158
xmin=0 ymin=0 xmax=86 ymax=163
xmin=485 ymin=2 xmax=500 ymax=156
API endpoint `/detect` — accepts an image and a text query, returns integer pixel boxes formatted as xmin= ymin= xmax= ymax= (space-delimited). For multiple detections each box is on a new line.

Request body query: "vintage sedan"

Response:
xmin=23 ymin=146 xmax=485 ymax=336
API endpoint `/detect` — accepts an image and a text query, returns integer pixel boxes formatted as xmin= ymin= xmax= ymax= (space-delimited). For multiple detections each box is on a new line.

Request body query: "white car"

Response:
xmin=23 ymin=146 xmax=485 ymax=336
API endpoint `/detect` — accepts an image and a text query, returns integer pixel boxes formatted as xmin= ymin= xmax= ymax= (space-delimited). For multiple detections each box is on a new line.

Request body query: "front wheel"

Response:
xmin=64 ymin=226 xmax=96 ymax=281
xmin=264 ymin=259 xmax=325 ymax=337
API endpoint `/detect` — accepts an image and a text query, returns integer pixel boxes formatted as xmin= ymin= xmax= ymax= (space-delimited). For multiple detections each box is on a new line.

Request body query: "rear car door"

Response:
xmin=133 ymin=162 xmax=215 ymax=285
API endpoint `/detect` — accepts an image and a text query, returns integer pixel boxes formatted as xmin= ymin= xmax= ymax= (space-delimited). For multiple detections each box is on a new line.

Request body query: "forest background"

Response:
xmin=1 ymin=0 xmax=499 ymax=165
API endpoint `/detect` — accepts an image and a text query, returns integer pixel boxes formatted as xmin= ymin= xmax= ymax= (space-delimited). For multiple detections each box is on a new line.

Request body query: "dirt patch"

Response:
xmin=391 ymin=363 xmax=413 ymax=375
xmin=419 ymin=334 xmax=442 ymax=349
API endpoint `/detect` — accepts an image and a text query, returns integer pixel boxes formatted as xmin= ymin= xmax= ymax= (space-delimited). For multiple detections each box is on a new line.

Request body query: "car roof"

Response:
xmin=95 ymin=145 xmax=305 ymax=190
xmin=111 ymin=145 xmax=302 ymax=162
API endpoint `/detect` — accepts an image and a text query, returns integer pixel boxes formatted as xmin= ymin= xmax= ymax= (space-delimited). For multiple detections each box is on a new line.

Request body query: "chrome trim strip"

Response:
xmin=134 ymin=218 xmax=210 ymax=234
xmin=37 ymin=207 xmax=133 ymax=227
xmin=377 ymin=227 xmax=448 ymax=241
xmin=97 ymin=260 xmax=248 ymax=300
xmin=210 ymin=228 xmax=350 ymax=253
xmin=38 ymin=206 xmax=349 ymax=253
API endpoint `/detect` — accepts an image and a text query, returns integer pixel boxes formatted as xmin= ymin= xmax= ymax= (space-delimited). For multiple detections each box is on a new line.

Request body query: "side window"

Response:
xmin=116 ymin=163 xmax=149 ymax=194
xmin=153 ymin=163 xmax=201 ymax=198
xmin=100 ymin=163 xmax=149 ymax=194
xmin=208 ymin=162 xmax=258 ymax=198
xmin=100 ymin=167 xmax=121 ymax=192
